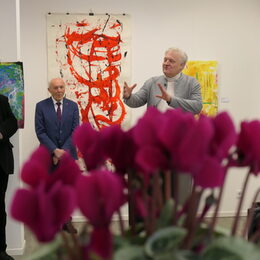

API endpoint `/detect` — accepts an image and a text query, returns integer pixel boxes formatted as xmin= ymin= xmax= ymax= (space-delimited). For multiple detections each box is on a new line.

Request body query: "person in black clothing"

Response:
xmin=0 ymin=94 xmax=18 ymax=260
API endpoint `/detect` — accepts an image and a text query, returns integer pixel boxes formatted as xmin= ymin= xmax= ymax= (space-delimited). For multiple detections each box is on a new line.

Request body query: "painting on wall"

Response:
xmin=0 ymin=62 xmax=24 ymax=128
xmin=47 ymin=13 xmax=131 ymax=130
xmin=183 ymin=61 xmax=218 ymax=116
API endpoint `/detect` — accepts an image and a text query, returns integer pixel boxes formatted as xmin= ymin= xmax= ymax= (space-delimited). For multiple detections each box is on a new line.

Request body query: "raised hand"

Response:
xmin=156 ymin=83 xmax=171 ymax=102
xmin=123 ymin=82 xmax=137 ymax=99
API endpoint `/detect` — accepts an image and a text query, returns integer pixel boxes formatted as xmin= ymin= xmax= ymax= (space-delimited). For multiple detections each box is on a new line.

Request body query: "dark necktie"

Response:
xmin=56 ymin=102 xmax=62 ymax=120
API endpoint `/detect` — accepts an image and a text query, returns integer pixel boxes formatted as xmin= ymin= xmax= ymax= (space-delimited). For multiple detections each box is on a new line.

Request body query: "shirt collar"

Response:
xmin=51 ymin=97 xmax=63 ymax=105
xmin=166 ymin=73 xmax=181 ymax=82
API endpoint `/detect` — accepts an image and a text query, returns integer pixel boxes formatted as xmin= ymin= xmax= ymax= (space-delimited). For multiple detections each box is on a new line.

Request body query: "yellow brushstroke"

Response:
xmin=183 ymin=61 xmax=218 ymax=116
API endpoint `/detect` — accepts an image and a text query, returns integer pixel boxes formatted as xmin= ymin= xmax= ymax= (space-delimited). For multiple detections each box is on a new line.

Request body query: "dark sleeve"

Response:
xmin=35 ymin=102 xmax=57 ymax=152
xmin=0 ymin=95 xmax=18 ymax=140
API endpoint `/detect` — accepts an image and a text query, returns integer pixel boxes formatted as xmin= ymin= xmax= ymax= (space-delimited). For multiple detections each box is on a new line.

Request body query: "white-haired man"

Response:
xmin=123 ymin=47 xmax=202 ymax=114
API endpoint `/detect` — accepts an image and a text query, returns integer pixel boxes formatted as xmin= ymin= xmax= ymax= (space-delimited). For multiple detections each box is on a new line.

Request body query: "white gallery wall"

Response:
xmin=1 ymin=0 xmax=260 ymax=253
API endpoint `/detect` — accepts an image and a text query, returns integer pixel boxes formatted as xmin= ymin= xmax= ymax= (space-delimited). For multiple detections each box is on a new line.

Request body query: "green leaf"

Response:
xmin=144 ymin=226 xmax=187 ymax=257
xmin=202 ymin=236 xmax=260 ymax=260
xmin=113 ymin=245 xmax=148 ymax=260
xmin=156 ymin=199 xmax=174 ymax=229
xmin=113 ymin=234 xmax=130 ymax=250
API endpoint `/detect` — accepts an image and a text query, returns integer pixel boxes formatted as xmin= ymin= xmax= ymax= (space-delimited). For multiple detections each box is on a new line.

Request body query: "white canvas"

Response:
xmin=47 ymin=13 xmax=131 ymax=130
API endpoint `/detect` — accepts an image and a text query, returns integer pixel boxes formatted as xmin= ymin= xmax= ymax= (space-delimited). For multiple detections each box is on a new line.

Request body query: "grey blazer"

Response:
xmin=124 ymin=73 xmax=202 ymax=114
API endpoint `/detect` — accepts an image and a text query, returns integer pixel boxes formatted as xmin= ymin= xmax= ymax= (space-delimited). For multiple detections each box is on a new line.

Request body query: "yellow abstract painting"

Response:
xmin=183 ymin=61 xmax=218 ymax=116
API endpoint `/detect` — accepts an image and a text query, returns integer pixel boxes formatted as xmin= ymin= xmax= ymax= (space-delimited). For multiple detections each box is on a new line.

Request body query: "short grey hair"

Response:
xmin=165 ymin=47 xmax=188 ymax=65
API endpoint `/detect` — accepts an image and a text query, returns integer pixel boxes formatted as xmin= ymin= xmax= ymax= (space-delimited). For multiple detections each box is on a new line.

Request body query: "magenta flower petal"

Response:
xmin=133 ymin=107 xmax=164 ymax=147
xmin=159 ymin=109 xmax=195 ymax=154
xmin=20 ymin=146 xmax=51 ymax=187
xmin=10 ymin=182 xmax=76 ymax=242
xmin=135 ymin=146 xmax=169 ymax=173
xmin=48 ymin=152 xmax=81 ymax=187
xmin=89 ymin=228 xmax=112 ymax=260
xmin=73 ymin=123 xmax=106 ymax=170
xmin=176 ymin=115 xmax=214 ymax=172
xmin=236 ymin=120 xmax=260 ymax=174
xmin=134 ymin=191 xmax=149 ymax=218
xmin=211 ymin=112 xmax=237 ymax=160
xmin=101 ymin=125 xmax=137 ymax=174
xmin=76 ymin=170 xmax=126 ymax=227
xmin=193 ymin=157 xmax=225 ymax=188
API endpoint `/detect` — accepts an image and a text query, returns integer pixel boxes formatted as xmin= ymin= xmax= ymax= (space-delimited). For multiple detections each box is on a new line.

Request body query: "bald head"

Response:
xmin=48 ymin=78 xmax=65 ymax=101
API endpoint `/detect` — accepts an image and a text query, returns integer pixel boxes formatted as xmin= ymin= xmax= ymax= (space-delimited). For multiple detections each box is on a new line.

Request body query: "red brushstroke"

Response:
xmin=56 ymin=18 xmax=127 ymax=130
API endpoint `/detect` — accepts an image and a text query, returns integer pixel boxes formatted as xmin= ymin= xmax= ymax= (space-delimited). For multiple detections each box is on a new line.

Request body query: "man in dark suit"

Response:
xmin=35 ymin=78 xmax=79 ymax=162
xmin=0 ymin=94 xmax=18 ymax=260
xmin=35 ymin=77 xmax=79 ymax=232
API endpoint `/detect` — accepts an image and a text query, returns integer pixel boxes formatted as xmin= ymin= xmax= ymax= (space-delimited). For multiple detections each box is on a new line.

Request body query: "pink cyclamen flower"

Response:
xmin=132 ymin=107 xmax=170 ymax=173
xmin=210 ymin=112 xmax=237 ymax=161
xmin=11 ymin=181 xmax=76 ymax=242
xmin=100 ymin=125 xmax=137 ymax=174
xmin=20 ymin=146 xmax=81 ymax=189
xmin=135 ymin=145 xmax=169 ymax=174
xmin=76 ymin=170 xmax=126 ymax=227
xmin=159 ymin=110 xmax=213 ymax=173
xmin=76 ymin=170 xmax=126 ymax=259
xmin=133 ymin=107 xmax=165 ymax=147
xmin=82 ymin=228 xmax=113 ymax=260
xmin=10 ymin=146 xmax=81 ymax=242
xmin=193 ymin=156 xmax=225 ymax=188
xmin=176 ymin=114 xmax=214 ymax=173
xmin=73 ymin=123 xmax=106 ymax=170
xmin=236 ymin=120 xmax=260 ymax=175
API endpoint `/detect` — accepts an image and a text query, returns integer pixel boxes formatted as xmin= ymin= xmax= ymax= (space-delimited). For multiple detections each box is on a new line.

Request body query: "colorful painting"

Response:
xmin=183 ymin=61 xmax=218 ymax=116
xmin=47 ymin=14 xmax=131 ymax=130
xmin=0 ymin=62 xmax=24 ymax=128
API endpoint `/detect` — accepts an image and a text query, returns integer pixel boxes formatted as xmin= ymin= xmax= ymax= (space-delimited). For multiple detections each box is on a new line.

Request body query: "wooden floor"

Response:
xmin=11 ymin=217 xmax=247 ymax=259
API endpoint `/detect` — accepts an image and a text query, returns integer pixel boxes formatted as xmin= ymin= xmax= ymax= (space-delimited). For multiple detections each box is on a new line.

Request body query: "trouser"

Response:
xmin=177 ymin=174 xmax=192 ymax=205
xmin=0 ymin=169 xmax=9 ymax=251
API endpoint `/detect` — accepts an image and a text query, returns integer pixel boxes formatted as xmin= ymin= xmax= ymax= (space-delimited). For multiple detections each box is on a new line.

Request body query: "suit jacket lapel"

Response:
xmin=47 ymin=97 xmax=59 ymax=124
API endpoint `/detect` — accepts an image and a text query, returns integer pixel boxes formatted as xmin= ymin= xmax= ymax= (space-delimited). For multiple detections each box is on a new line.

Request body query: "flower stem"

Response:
xmin=182 ymin=187 xmax=202 ymax=249
xmin=209 ymin=167 xmax=228 ymax=236
xmin=172 ymin=170 xmax=179 ymax=225
xmin=231 ymin=170 xmax=251 ymax=236
xmin=164 ymin=170 xmax=171 ymax=202
xmin=127 ymin=170 xmax=136 ymax=234
xmin=154 ymin=171 xmax=163 ymax=211
xmin=117 ymin=209 xmax=125 ymax=236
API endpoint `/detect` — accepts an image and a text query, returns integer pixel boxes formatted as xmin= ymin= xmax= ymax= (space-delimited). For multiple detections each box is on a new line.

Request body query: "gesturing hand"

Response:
xmin=156 ymin=83 xmax=172 ymax=103
xmin=123 ymin=82 xmax=137 ymax=99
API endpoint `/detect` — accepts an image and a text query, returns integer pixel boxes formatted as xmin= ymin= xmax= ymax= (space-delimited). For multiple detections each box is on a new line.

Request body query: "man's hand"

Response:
xmin=123 ymin=82 xmax=137 ymax=99
xmin=156 ymin=83 xmax=172 ymax=103
xmin=0 ymin=132 xmax=3 ymax=140
xmin=53 ymin=148 xmax=65 ymax=160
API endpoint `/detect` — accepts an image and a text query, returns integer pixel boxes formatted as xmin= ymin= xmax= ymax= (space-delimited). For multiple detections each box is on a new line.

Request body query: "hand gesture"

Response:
xmin=156 ymin=83 xmax=171 ymax=103
xmin=53 ymin=148 xmax=65 ymax=160
xmin=123 ymin=82 xmax=137 ymax=99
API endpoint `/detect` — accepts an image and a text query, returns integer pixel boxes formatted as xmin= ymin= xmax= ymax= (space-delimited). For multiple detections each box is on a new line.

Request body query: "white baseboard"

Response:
xmin=6 ymin=239 xmax=25 ymax=256
xmin=204 ymin=210 xmax=247 ymax=218
xmin=72 ymin=211 xmax=247 ymax=223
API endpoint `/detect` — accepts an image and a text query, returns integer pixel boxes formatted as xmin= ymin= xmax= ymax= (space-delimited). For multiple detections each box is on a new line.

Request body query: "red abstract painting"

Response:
xmin=47 ymin=14 xmax=131 ymax=130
